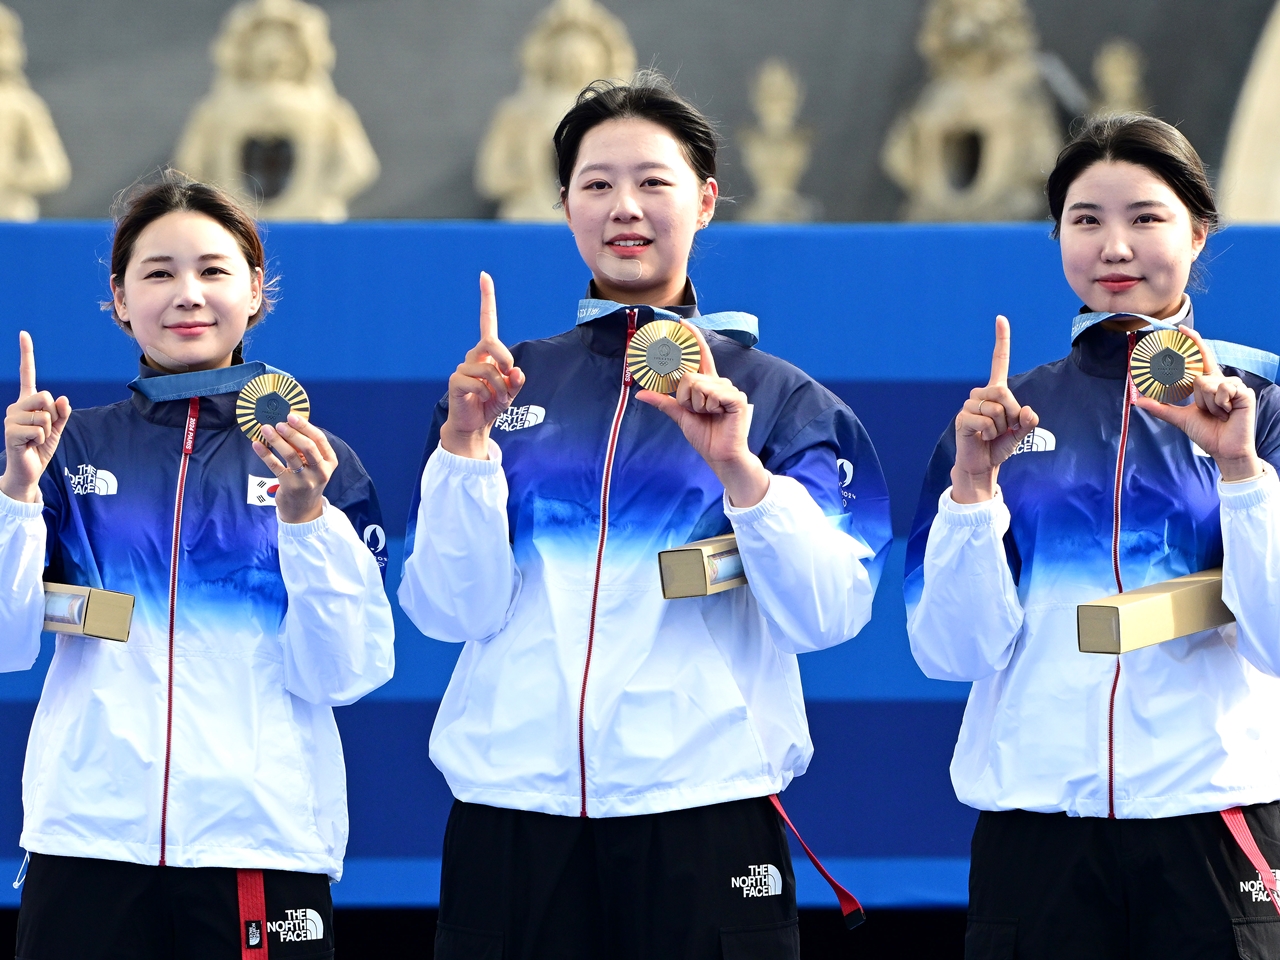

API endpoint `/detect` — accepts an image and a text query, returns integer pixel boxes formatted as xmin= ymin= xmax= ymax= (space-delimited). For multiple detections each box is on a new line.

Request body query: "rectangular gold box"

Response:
xmin=1077 ymin=568 xmax=1233 ymax=654
xmin=43 ymin=583 xmax=134 ymax=642
xmin=658 ymin=534 xmax=748 ymax=599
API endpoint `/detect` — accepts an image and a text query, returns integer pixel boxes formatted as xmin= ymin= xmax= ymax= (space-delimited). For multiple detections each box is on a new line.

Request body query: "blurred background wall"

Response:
xmin=9 ymin=0 xmax=1275 ymax=221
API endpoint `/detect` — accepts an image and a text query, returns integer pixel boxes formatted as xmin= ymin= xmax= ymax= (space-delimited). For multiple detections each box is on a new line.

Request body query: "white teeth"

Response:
xmin=611 ymin=239 xmax=649 ymax=247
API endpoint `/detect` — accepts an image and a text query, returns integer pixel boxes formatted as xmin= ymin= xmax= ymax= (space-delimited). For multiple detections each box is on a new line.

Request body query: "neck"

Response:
xmin=591 ymin=273 xmax=689 ymax=309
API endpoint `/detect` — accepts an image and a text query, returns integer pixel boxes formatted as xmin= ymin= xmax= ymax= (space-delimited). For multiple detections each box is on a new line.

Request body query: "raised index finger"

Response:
xmin=18 ymin=331 xmax=35 ymax=398
xmin=478 ymin=271 xmax=498 ymax=343
xmin=989 ymin=315 xmax=1011 ymax=386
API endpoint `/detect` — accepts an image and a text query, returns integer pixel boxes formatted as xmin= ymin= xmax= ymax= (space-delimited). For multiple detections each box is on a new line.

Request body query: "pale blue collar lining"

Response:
xmin=576 ymin=298 xmax=760 ymax=348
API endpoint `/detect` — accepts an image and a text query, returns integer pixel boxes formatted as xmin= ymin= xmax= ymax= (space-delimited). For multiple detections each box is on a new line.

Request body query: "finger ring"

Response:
xmin=977 ymin=400 xmax=988 ymax=418
xmin=28 ymin=412 xmax=35 ymax=426
xmin=290 ymin=465 xmax=304 ymax=475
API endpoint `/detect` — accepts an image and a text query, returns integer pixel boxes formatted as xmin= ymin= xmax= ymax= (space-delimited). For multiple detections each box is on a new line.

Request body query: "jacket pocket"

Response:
xmin=719 ymin=917 xmax=800 ymax=959
xmin=1234 ymin=916 xmax=1280 ymax=959
xmin=965 ymin=916 xmax=1017 ymax=959
xmin=434 ymin=921 xmax=503 ymax=960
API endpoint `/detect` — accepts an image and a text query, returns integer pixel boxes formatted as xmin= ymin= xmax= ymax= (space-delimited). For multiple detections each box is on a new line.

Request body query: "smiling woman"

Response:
xmin=398 ymin=73 xmax=893 ymax=959
xmin=0 ymin=171 xmax=395 ymax=960
xmin=904 ymin=114 xmax=1280 ymax=960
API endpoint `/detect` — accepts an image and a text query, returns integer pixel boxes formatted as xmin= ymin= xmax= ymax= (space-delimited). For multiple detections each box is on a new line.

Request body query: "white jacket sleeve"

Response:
xmin=907 ymin=486 xmax=1024 ymax=681
xmin=397 ymin=441 xmax=521 ymax=644
xmin=726 ymin=473 xmax=876 ymax=654
xmin=1220 ymin=466 xmax=1280 ymax=677
xmin=0 ymin=491 xmax=47 ymax=672
xmin=277 ymin=500 xmax=395 ymax=706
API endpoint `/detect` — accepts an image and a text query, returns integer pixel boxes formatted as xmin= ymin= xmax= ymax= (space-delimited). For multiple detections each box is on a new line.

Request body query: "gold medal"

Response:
xmin=236 ymin=373 xmax=310 ymax=443
xmin=626 ymin=320 xmax=701 ymax=394
xmin=1129 ymin=329 xmax=1204 ymax=403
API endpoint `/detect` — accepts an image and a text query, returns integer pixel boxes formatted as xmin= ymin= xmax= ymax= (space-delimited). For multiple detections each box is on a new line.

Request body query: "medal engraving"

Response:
xmin=1129 ymin=329 xmax=1204 ymax=403
xmin=237 ymin=373 xmax=311 ymax=443
xmin=626 ymin=320 xmax=702 ymax=393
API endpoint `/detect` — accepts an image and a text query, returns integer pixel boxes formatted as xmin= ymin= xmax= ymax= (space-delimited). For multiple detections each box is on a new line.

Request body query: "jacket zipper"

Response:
xmin=1107 ymin=332 xmax=1136 ymax=819
xmin=160 ymin=397 xmax=199 ymax=864
xmin=578 ymin=309 xmax=637 ymax=818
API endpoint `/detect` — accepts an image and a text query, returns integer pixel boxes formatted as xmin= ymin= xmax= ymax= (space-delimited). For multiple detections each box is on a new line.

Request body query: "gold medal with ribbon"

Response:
xmin=236 ymin=373 xmax=311 ymax=443
xmin=626 ymin=320 xmax=701 ymax=394
xmin=1129 ymin=329 xmax=1204 ymax=403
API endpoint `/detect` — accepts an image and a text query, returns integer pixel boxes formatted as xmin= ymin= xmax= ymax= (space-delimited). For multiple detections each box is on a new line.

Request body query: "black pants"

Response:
xmin=966 ymin=804 xmax=1280 ymax=960
xmin=15 ymin=853 xmax=334 ymax=960
xmin=436 ymin=797 xmax=800 ymax=960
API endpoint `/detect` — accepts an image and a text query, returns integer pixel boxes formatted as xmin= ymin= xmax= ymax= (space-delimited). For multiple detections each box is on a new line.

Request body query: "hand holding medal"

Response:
xmin=240 ymin=373 xmax=336 ymax=523
xmin=635 ymin=320 xmax=769 ymax=508
xmin=1130 ymin=326 xmax=1264 ymax=482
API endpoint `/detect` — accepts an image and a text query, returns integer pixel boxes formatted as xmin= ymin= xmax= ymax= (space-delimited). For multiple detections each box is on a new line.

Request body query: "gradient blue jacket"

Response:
xmin=0 ymin=362 xmax=395 ymax=877
xmin=399 ymin=299 xmax=892 ymax=818
xmin=906 ymin=309 xmax=1280 ymax=818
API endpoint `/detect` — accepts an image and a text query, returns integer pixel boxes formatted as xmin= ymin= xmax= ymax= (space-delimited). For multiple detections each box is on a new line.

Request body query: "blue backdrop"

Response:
xmin=0 ymin=221 xmax=1274 ymax=909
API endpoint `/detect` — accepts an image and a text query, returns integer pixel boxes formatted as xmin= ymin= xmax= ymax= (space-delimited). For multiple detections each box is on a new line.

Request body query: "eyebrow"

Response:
xmin=138 ymin=253 xmax=233 ymax=264
xmin=1065 ymin=200 xmax=1173 ymax=212
xmin=576 ymin=161 xmax=676 ymax=176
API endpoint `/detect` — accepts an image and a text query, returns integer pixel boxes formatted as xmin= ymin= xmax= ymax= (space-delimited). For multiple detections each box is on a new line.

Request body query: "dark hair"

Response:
xmin=1046 ymin=113 xmax=1219 ymax=239
xmin=108 ymin=169 xmax=275 ymax=332
xmin=553 ymin=70 xmax=718 ymax=194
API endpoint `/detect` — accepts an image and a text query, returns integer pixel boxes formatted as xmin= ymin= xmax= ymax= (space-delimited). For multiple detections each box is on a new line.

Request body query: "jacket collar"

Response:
xmin=127 ymin=358 xmax=289 ymax=430
xmin=575 ymin=280 xmax=760 ymax=357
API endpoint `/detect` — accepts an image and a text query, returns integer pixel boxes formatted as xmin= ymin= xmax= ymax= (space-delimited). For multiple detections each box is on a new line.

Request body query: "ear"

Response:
xmin=561 ymin=188 xmax=572 ymax=228
xmin=249 ymin=266 xmax=264 ymax=313
xmin=699 ymin=178 xmax=719 ymax=227
xmin=110 ymin=275 xmax=129 ymax=325
xmin=1190 ymin=219 xmax=1209 ymax=260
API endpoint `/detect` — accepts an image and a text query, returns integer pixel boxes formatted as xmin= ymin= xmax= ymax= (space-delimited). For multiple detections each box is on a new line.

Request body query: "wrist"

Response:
xmin=440 ymin=422 xmax=491 ymax=460
xmin=713 ymin=454 xmax=770 ymax=508
xmin=950 ymin=465 xmax=997 ymax=504
xmin=1217 ymin=452 xmax=1264 ymax=483
xmin=275 ymin=495 xmax=324 ymax=525
xmin=0 ymin=473 xmax=40 ymax=504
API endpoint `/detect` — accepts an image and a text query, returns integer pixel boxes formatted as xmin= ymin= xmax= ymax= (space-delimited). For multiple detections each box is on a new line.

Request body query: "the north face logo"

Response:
xmin=244 ymin=919 xmax=263 ymax=948
xmin=65 ymin=464 xmax=117 ymax=496
xmin=494 ymin=405 xmax=546 ymax=431
xmin=1241 ymin=868 xmax=1280 ymax=903
xmin=268 ymin=908 xmax=324 ymax=942
xmin=1011 ymin=427 xmax=1056 ymax=455
xmin=731 ymin=864 xmax=782 ymax=897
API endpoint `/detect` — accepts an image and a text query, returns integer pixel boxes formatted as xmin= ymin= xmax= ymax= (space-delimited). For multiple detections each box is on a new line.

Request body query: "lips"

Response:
xmin=1097 ymin=274 xmax=1141 ymax=293
xmin=606 ymin=235 xmax=652 ymax=256
xmin=167 ymin=322 xmax=215 ymax=336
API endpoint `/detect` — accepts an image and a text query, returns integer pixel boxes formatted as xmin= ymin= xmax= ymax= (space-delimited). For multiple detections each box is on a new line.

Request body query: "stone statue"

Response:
xmin=738 ymin=58 xmax=817 ymax=222
xmin=476 ymin=0 xmax=636 ymax=221
xmin=1092 ymin=39 xmax=1146 ymax=115
xmin=0 ymin=4 xmax=69 ymax=221
xmin=1220 ymin=0 xmax=1280 ymax=222
xmin=881 ymin=0 xmax=1061 ymax=221
xmin=175 ymin=0 xmax=379 ymax=222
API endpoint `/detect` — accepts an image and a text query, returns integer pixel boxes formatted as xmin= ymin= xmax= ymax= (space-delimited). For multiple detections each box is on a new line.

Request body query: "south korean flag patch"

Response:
xmin=247 ymin=476 xmax=279 ymax=506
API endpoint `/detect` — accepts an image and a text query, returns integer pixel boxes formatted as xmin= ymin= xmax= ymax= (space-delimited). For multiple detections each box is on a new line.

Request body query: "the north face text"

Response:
xmin=268 ymin=907 xmax=325 ymax=942
xmin=731 ymin=863 xmax=782 ymax=897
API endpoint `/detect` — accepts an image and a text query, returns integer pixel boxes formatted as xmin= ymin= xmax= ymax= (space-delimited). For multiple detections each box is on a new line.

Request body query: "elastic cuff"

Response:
xmin=430 ymin=439 xmax=503 ymax=476
xmin=0 ymin=489 xmax=44 ymax=518
xmin=722 ymin=473 xmax=779 ymax=523
xmin=937 ymin=485 xmax=1005 ymax=525
xmin=277 ymin=499 xmax=333 ymax=538
xmin=1219 ymin=463 xmax=1278 ymax=509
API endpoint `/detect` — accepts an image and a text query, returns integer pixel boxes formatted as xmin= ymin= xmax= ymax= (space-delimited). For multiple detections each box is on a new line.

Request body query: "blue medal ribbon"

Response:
xmin=128 ymin=361 xmax=292 ymax=402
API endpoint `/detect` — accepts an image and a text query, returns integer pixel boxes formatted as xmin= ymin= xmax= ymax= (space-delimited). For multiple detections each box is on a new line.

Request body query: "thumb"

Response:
xmin=1132 ymin=393 xmax=1190 ymax=428
xmin=637 ymin=389 xmax=682 ymax=421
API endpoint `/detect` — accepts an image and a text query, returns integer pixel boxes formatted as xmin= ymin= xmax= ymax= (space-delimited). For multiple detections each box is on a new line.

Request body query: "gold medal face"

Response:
xmin=1129 ymin=329 xmax=1204 ymax=403
xmin=626 ymin=320 xmax=701 ymax=394
xmin=236 ymin=373 xmax=311 ymax=443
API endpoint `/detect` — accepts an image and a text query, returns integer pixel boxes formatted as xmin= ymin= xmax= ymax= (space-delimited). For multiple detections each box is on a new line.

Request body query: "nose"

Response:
xmin=609 ymin=184 xmax=643 ymax=222
xmin=1100 ymin=228 xmax=1133 ymax=263
xmin=173 ymin=271 xmax=206 ymax=309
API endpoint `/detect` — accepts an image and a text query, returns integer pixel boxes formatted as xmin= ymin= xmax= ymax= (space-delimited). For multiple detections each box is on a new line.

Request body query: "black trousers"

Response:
xmin=15 ymin=853 xmax=334 ymax=960
xmin=435 ymin=797 xmax=800 ymax=960
xmin=966 ymin=803 xmax=1280 ymax=960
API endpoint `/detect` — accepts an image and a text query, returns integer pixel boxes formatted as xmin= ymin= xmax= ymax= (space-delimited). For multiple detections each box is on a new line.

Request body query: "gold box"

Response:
xmin=43 ymin=583 xmax=134 ymax=642
xmin=658 ymin=534 xmax=748 ymax=599
xmin=1077 ymin=568 xmax=1233 ymax=654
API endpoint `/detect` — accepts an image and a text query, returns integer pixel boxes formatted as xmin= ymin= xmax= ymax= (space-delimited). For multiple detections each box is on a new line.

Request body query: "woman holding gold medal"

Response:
xmin=400 ymin=73 xmax=892 ymax=958
xmin=906 ymin=115 xmax=1280 ymax=959
xmin=0 ymin=172 xmax=394 ymax=959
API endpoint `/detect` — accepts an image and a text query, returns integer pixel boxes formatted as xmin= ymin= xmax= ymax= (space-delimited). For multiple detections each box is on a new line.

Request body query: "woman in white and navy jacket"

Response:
xmin=0 ymin=173 xmax=394 ymax=960
xmin=907 ymin=115 xmax=1280 ymax=959
xmin=400 ymin=74 xmax=891 ymax=959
